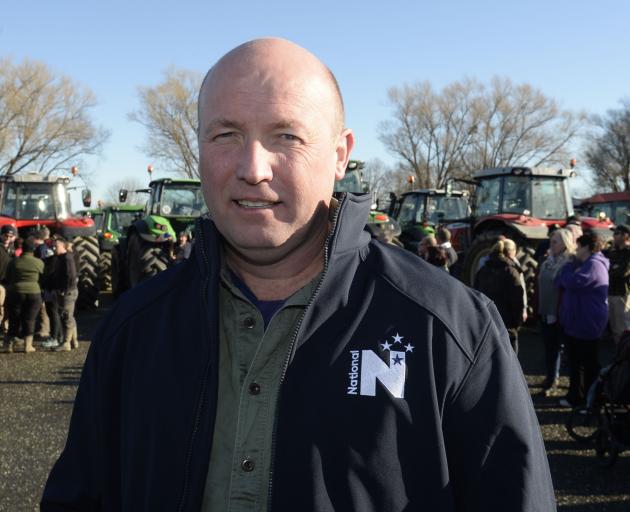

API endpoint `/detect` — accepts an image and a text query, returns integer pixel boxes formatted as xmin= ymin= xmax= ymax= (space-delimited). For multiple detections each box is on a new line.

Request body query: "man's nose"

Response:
xmin=235 ymin=140 xmax=273 ymax=184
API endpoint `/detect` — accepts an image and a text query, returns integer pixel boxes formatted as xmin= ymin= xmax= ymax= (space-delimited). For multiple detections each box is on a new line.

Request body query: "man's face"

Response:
xmin=549 ymin=232 xmax=565 ymax=256
xmin=54 ymin=240 xmax=66 ymax=254
xmin=2 ymin=232 xmax=15 ymax=246
xmin=198 ymin=47 xmax=352 ymax=262
xmin=613 ymin=230 xmax=630 ymax=248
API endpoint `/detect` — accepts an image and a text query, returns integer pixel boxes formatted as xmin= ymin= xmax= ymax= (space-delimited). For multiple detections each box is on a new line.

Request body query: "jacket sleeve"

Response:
xmin=41 ymin=335 xmax=103 ymax=510
xmin=443 ymin=303 xmax=556 ymax=511
xmin=5 ymin=259 xmax=15 ymax=287
xmin=65 ymin=254 xmax=78 ymax=291
xmin=508 ymin=268 xmax=525 ymax=326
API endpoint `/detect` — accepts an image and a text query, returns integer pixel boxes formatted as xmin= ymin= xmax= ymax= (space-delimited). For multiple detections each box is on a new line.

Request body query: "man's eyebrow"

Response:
xmin=203 ymin=118 xmax=243 ymax=134
xmin=268 ymin=120 xmax=302 ymax=131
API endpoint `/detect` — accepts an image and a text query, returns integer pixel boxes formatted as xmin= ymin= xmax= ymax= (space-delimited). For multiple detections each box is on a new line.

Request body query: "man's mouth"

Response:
xmin=236 ymin=200 xmax=278 ymax=209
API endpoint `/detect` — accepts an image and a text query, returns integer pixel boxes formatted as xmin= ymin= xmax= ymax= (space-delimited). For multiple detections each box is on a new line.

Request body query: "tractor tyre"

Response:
xmin=127 ymin=234 xmax=170 ymax=288
xmin=73 ymin=235 xmax=100 ymax=310
xmin=98 ymin=251 xmax=112 ymax=292
xmin=461 ymin=230 xmax=504 ymax=287
xmin=461 ymin=229 xmax=538 ymax=314
xmin=111 ymin=245 xmax=128 ymax=298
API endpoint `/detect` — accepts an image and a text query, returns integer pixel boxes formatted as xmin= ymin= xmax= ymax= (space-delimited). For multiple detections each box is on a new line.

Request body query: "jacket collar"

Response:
xmin=192 ymin=192 xmax=373 ymax=282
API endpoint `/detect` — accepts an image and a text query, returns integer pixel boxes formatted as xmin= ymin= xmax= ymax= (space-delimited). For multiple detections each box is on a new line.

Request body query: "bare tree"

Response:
xmin=465 ymin=77 xmax=585 ymax=171
xmin=103 ymin=178 xmax=148 ymax=205
xmin=379 ymin=77 xmax=585 ymax=188
xmin=379 ymin=79 xmax=481 ymax=188
xmin=584 ymin=100 xmax=630 ymax=192
xmin=129 ymin=67 xmax=201 ymax=179
xmin=0 ymin=58 xmax=109 ymax=176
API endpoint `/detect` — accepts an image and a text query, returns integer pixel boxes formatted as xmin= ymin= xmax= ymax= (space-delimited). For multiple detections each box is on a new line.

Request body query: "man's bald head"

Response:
xmin=198 ymin=38 xmax=345 ymax=136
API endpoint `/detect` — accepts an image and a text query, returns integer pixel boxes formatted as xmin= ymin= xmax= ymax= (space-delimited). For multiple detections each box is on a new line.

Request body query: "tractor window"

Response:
xmin=475 ymin=179 xmax=501 ymax=215
xmin=160 ymin=186 xmax=208 ymax=217
xmin=1 ymin=186 xmax=17 ymax=218
xmin=334 ymin=170 xmax=364 ymax=194
xmin=531 ymin=178 xmax=569 ymax=219
xmin=612 ymin=203 xmax=630 ymax=224
xmin=91 ymin=213 xmax=105 ymax=231
xmin=111 ymin=211 xmax=139 ymax=232
xmin=502 ymin=177 xmax=531 ymax=214
xmin=397 ymin=194 xmax=424 ymax=225
xmin=429 ymin=196 xmax=468 ymax=222
xmin=1 ymin=183 xmax=58 ymax=220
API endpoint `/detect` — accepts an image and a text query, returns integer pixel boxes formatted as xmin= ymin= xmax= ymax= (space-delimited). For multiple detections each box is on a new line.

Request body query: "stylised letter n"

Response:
xmin=360 ymin=350 xmax=406 ymax=398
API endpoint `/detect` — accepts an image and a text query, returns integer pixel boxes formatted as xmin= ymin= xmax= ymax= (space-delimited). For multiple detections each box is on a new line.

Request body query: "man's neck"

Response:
xmin=224 ymin=224 xmax=328 ymax=301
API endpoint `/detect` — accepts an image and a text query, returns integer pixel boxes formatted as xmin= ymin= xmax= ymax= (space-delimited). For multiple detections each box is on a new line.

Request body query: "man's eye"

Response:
xmin=213 ymin=132 xmax=235 ymax=141
xmin=280 ymin=133 xmax=301 ymax=142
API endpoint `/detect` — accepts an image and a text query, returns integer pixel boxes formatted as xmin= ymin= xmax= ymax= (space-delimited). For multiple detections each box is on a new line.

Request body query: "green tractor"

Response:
xmin=112 ymin=178 xmax=206 ymax=295
xmin=334 ymin=160 xmax=401 ymax=243
xmin=77 ymin=204 xmax=145 ymax=291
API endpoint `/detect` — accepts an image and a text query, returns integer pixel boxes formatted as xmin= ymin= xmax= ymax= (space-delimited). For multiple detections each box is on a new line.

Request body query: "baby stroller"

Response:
xmin=566 ymin=332 xmax=630 ymax=467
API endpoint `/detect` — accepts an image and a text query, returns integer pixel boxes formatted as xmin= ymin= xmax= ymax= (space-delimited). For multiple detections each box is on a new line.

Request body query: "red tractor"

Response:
xmin=0 ymin=172 xmax=100 ymax=308
xmin=448 ymin=166 xmax=613 ymax=306
xmin=577 ymin=191 xmax=630 ymax=226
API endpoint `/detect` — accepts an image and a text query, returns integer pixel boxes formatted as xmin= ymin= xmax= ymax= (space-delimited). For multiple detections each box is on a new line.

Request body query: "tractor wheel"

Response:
xmin=127 ymin=233 xmax=170 ymax=288
xmin=98 ymin=251 xmax=112 ymax=291
xmin=73 ymin=235 xmax=100 ymax=310
xmin=111 ymin=245 xmax=128 ymax=298
xmin=461 ymin=230 xmax=503 ymax=287
xmin=461 ymin=230 xmax=538 ymax=313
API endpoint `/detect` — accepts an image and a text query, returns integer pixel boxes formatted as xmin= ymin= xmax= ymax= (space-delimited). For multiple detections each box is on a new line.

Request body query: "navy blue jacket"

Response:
xmin=41 ymin=193 xmax=555 ymax=511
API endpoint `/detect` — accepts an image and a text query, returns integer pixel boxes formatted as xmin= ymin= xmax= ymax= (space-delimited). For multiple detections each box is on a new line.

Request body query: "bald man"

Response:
xmin=42 ymin=39 xmax=555 ymax=511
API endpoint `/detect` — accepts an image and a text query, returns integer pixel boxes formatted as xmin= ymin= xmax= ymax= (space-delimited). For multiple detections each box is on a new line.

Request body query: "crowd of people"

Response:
xmin=0 ymin=226 xmax=79 ymax=354
xmin=416 ymin=218 xmax=630 ymax=409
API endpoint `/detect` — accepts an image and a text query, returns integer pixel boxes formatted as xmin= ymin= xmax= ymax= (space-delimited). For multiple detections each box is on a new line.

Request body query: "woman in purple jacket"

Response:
xmin=555 ymin=232 xmax=609 ymax=407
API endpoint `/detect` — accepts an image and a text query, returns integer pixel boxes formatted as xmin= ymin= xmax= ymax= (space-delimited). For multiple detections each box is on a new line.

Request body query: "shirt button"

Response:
xmin=249 ymin=382 xmax=261 ymax=395
xmin=241 ymin=458 xmax=255 ymax=472
xmin=243 ymin=317 xmax=256 ymax=329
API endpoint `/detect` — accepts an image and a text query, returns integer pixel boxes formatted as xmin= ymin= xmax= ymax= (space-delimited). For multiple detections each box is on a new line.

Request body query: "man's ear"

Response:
xmin=334 ymin=128 xmax=355 ymax=181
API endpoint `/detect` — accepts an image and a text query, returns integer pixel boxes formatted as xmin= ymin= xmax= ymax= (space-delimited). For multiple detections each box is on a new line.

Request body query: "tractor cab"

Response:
xmin=473 ymin=167 xmax=573 ymax=220
xmin=334 ymin=160 xmax=401 ymax=243
xmin=390 ymin=188 xmax=469 ymax=252
xmin=577 ymin=192 xmax=630 ymax=226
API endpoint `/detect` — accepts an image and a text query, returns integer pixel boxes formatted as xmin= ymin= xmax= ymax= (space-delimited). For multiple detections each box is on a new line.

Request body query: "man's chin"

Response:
xmin=223 ymin=235 xmax=294 ymax=264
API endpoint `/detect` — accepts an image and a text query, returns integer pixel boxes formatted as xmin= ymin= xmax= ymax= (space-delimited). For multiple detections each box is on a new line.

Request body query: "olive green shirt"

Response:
xmin=201 ymin=265 xmax=320 ymax=512
xmin=6 ymin=253 xmax=44 ymax=294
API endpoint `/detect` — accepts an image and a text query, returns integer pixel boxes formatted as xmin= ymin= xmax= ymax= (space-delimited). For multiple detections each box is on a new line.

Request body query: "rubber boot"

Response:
xmin=70 ymin=325 xmax=79 ymax=350
xmin=24 ymin=335 xmax=36 ymax=353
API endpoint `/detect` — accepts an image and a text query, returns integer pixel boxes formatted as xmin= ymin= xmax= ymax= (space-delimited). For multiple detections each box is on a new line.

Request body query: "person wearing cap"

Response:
xmin=49 ymin=236 xmax=79 ymax=351
xmin=0 ymin=225 xmax=17 ymax=335
xmin=606 ymin=223 xmax=630 ymax=344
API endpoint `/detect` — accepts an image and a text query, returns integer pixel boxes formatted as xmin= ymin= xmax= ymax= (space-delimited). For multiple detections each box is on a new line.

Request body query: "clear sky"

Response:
xmin=2 ymin=0 xmax=629 ymax=203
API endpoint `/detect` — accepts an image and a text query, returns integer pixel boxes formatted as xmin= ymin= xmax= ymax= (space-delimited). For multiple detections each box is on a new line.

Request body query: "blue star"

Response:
xmin=392 ymin=333 xmax=404 ymax=344
xmin=404 ymin=343 xmax=414 ymax=353
xmin=380 ymin=341 xmax=392 ymax=351
xmin=392 ymin=354 xmax=404 ymax=365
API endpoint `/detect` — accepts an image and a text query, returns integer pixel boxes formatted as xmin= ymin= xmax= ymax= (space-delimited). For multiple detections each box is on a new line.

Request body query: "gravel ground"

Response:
xmin=1 ymin=295 xmax=629 ymax=510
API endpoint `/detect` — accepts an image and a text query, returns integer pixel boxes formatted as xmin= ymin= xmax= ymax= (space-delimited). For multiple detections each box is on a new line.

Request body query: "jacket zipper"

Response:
xmin=266 ymin=195 xmax=345 ymax=511
xmin=177 ymin=218 xmax=214 ymax=512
